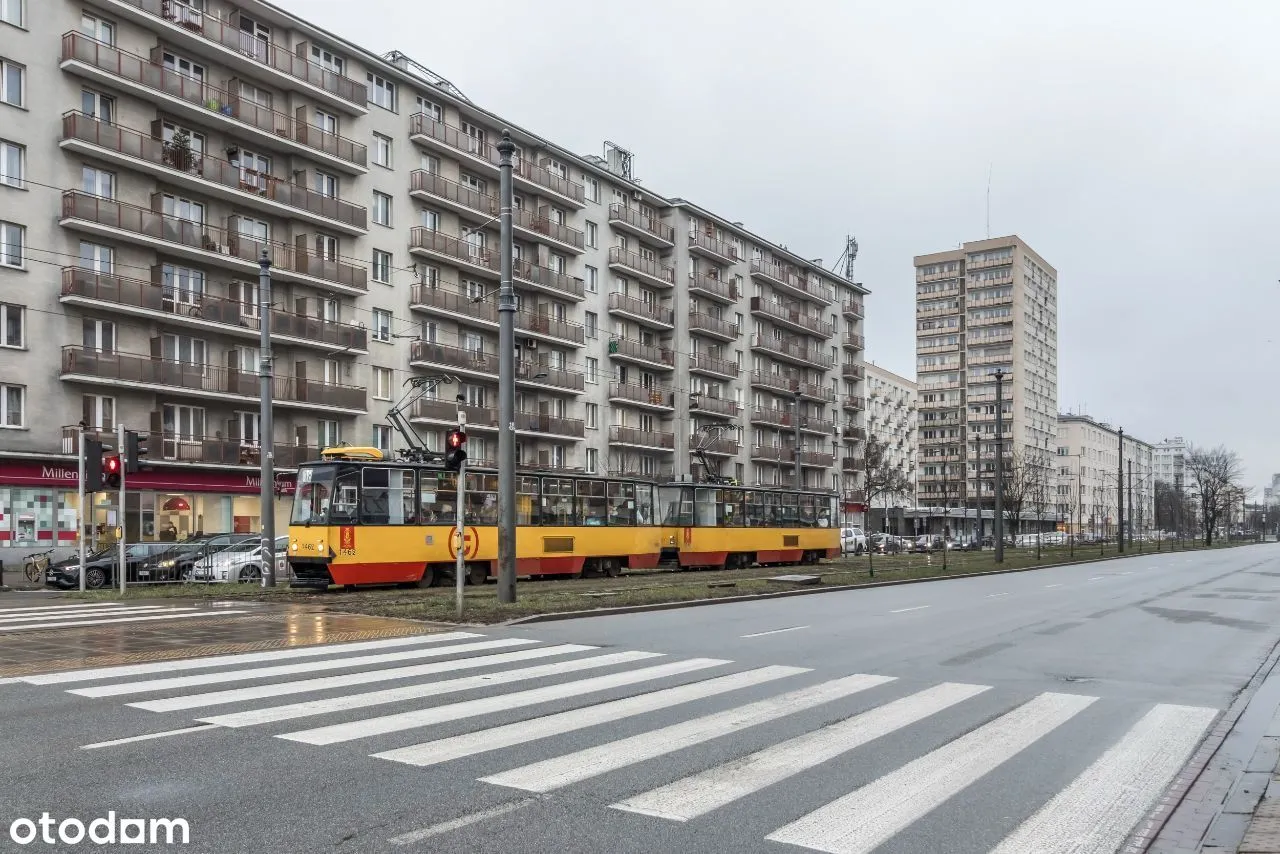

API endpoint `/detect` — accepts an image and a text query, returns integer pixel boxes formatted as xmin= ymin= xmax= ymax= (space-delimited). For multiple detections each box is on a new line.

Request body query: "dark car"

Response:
xmin=142 ymin=534 xmax=256 ymax=582
xmin=45 ymin=543 xmax=174 ymax=590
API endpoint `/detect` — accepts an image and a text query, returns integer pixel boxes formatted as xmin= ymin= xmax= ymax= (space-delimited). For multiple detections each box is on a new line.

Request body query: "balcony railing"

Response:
xmin=109 ymin=0 xmax=367 ymax=108
xmin=750 ymin=407 xmax=795 ymax=428
xmin=407 ymin=285 xmax=584 ymax=345
xmin=797 ymin=451 xmax=835 ymax=467
xmin=409 ymin=113 xmax=499 ymax=166
xmin=841 ymin=425 xmax=868 ymax=441
xmin=749 ymin=260 xmax=834 ymax=304
xmin=751 ymin=445 xmax=790 ymax=463
xmin=687 ymin=272 xmax=738 ymax=303
xmin=687 ymin=231 xmax=739 ymax=263
xmin=609 ymin=383 xmax=674 ymax=408
xmin=607 ymin=292 xmax=674 ymax=327
xmin=514 ymin=259 xmax=585 ymax=299
xmin=409 ymin=169 xmax=495 ymax=217
xmin=608 ymin=203 xmax=674 ymax=246
xmin=608 ymin=426 xmax=675 ymax=449
xmin=521 ymin=159 xmax=586 ymax=206
xmin=61 ymin=267 xmax=368 ymax=350
xmin=514 ymin=411 xmax=586 ymax=438
xmin=63 ymin=426 xmax=318 ymax=468
xmin=841 ymin=362 xmax=866 ymax=381
xmin=410 ymin=340 xmax=499 ymax=375
xmin=607 ymin=337 xmax=675 ymax=368
xmin=842 ymin=457 xmax=866 ymax=473
xmin=60 ymin=346 xmax=365 ymax=410
xmin=688 ymin=353 xmax=739 ymax=378
xmin=749 ymin=297 xmax=834 ymax=337
xmin=688 ymin=313 xmax=739 ymax=340
xmin=61 ymin=191 xmax=368 ymax=292
xmin=689 ymin=395 xmax=740 ymax=417
xmin=917 ymin=302 xmax=961 ymax=316
xmin=843 ymin=334 xmax=866 ymax=351
xmin=749 ymin=334 xmax=834 ymax=368
xmin=520 ymin=311 xmax=586 ymax=345
xmin=842 ymin=299 xmax=865 ymax=318
xmin=409 ymin=228 xmax=499 ymax=275
xmin=60 ymin=32 xmax=367 ymax=169
xmin=608 ymin=247 xmax=675 ymax=287
xmin=517 ymin=361 xmax=585 ymax=392
xmin=62 ymin=112 xmax=368 ymax=231
xmin=693 ymin=438 xmax=740 ymax=456
xmin=528 ymin=207 xmax=585 ymax=250
xmin=842 ymin=395 xmax=867 ymax=411
xmin=412 ymin=399 xmax=497 ymax=428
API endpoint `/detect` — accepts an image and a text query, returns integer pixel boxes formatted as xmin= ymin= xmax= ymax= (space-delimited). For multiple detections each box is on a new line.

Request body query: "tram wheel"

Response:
xmin=417 ymin=566 xmax=439 ymax=588
xmin=467 ymin=563 xmax=489 ymax=586
xmin=601 ymin=558 xmax=621 ymax=578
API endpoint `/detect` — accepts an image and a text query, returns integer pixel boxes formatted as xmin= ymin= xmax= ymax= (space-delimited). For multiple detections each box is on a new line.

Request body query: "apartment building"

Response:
xmin=864 ymin=362 xmax=915 ymax=507
xmin=1056 ymin=414 xmax=1154 ymax=537
xmin=913 ymin=236 xmax=1058 ymax=529
xmin=0 ymin=0 xmax=867 ymax=548
xmin=1153 ymin=436 xmax=1187 ymax=490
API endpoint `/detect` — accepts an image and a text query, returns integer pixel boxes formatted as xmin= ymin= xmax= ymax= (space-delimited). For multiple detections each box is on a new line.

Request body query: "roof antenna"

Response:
xmin=986 ymin=162 xmax=992 ymax=238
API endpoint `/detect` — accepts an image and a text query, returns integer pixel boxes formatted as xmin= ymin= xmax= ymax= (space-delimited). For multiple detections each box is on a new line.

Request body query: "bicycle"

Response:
xmin=22 ymin=549 xmax=55 ymax=584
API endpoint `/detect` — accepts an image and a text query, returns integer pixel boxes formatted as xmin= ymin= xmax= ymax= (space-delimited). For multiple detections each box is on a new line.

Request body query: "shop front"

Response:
xmin=0 ymin=459 xmax=295 ymax=550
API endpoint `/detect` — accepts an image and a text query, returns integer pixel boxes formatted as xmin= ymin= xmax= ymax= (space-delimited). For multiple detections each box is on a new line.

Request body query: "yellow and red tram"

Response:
xmin=286 ymin=448 xmax=839 ymax=589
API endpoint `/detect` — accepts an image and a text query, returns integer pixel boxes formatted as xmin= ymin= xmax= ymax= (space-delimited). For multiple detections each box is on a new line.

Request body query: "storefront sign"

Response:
xmin=0 ymin=459 xmax=296 ymax=495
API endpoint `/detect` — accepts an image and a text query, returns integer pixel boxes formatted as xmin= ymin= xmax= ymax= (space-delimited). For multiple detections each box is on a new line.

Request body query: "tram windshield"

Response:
xmin=291 ymin=466 xmax=336 ymax=525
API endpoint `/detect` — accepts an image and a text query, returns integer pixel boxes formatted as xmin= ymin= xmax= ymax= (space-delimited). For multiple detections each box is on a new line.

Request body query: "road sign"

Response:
xmin=448 ymin=526 xmax=480 ymax=560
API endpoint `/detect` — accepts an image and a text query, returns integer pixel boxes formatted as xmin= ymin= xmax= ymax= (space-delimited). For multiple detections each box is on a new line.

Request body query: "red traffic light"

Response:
xmin=446 ymin=430 xmax=466 ymax=449
xmin=104 ymin=455 xmax=120 ymax=474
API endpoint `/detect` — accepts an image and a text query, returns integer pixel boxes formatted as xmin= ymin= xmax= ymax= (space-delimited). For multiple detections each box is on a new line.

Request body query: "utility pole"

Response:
xmin=793 ymin=389 xmax=803 ymax=488
xmin=117 ymin=422 xmax=127 ymax=594
xmin=1128 ymin=459 xmax=1134 ymax=550
xmin=258 ymin=250 xmax=276 ymax=587
xmin=77 ymin=425 xmax=87 ymax=592
xmin=993 ymin=369 xmax=1006 ymax=563
xmin=1117 ymin=427 xmax=1125 ymax=554
xmin=972 ymin=428 xmax=981 ymax=543
xmin=496 ymin=130 xmax=517 ymax=604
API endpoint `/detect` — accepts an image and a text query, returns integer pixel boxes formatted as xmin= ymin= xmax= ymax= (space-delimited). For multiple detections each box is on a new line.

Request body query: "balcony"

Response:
xmin=609 ymin=426 xmax=675 ymax=451
xmin=842 ymin=457 xmax=867 ymax=474
xmin=749 ymin=334 xmax=834 ymax=369
xmin=609 ymin=383 xmax=675 ymax=412
xmin=60 ymin=33 xmax=367 ymax=174
xmin=797 ymin=451 xmax=835 ymax=468
xmin=689 ymin=395 xmax=740 ymax=419
xmin=61 ymin=267 xmax=369 ymax=353
xmin=61 ymin=113 xmax=367 ymax=234
xmin=608 ymin=204 xmax=674 ymax=250
xmin=750 ymin=445 xmax=790 ymax=463
xmin=99 ymin=0 xmax=367 ymax=113
xmin=409 ymin=340 xmax=499 ymax=379
xmin=688 ymin=353 xmax=739 ymax=380
xmin=411 ymin=398 xmax=498 ymax=430
xmin=608 ymin=247 xmax=675 ymax=289
xmin=843 ymin=334 xmax=866 ymax=352
xmin=408 ymin=170 xmax=495 ymax=219
xmin=514 ymin=259 xmax=585 ymax=301
xmin=693 ymin=438 xmax=740 ymax=457
xmin=60 ymin=192 xmax=368 ymax=294
xmin=407 ymin=286 xmax=584 ymax=347
xmin=687 ymin=272 xmax=738 ymax=304
xmin=520 ymin=207 xmax=585 ymax=253
xmin=607 ymin=337 xmax=675 ymax=370
xmin=517 ymin=159 xmax=586 ymax=208
xmin=688 ymin=313 xmax=740 ymax=342
xmin=749 ymin=260 xmax=833 ymax=305
xmin=749 ymin=297 xmax=834 ymax=337
xmin=919 ymin=376 xmax=964 ymax=391
xmin=966 ymin=351 xmax=1013 ymax=367
xmin=841 ymin=362 xmax=866 ymax=381
xmin=517 ymin=361 xmax=585 ymax=393
xmin=967 ymin=253 xmax=1014 ymax=271
xmin=967 ymin=313 xmax=1013 ymax=328
xmin=967 ymin=293 xmax=1014 ymax=308
xmin=409 ymin=113 xmax=500 ymax=170
xmin=750 ymin=407 xmax=795 ymax=429
xmin=687 ymin=231 xmax=739 ymax=264
xmin=607 ymin=292 xmax=675 ymax=329
xmin=514 ymin=410 xmax=586 ymax=439
xmin=841 ymin=425 xmax=868 ymax=442
xmin=64 ymin=426 xmax=319 ymax=470
xmin=60 ymin=346 xmax=366 ymax=413
xmin=408 ymin=228 xmax=500 ymax=279
xmin=917 ymin=302 xmax=961 ymax=316
xmin=748 ymin=370 xmax=832 ymax=402
xmin=842 ymin=395 xmax=867 ymax=412
xmin=842 ymin=299 xmax=865 ymax=319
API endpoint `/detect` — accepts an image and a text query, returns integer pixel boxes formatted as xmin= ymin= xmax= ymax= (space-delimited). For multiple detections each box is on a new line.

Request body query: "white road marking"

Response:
xmin=81 ymin=723 xmax=221 ymax=750
xmin=741 ymin=626 xmax=809 ymax=638
xmin=986 ymin=593 xmax=1010 ymax=598
xmin=0 ymin=606 xmax=176 ymax=624
xmin=1088 ymin=576 xmax=1106 ymax=581
xmin=131 ymin=644 xmax=594 ymax=713
xmin=275 ymin=657 xmax=726 ymax=745
xmin=0 ymin=602 xmax=122 ymax=615
xmin=374 ymin=665 xmax=808 ymax=768
xmin=387 ymin=798 xmax=539 ymax=846
xmin=990 ymin=703 xmax=1217 ymax=854
xmin=1044 ymin=584 xmax=1063 ymax=589
xmin=25 ymin=633 xmax=479 ymax=685
xmin=612 ymin=682 xmax=989 ymax=822
xmin=889 ymin=606 xmax=930 ymax=614
xmin=0 ymin=610 xmax=250 ymax=632
xmin=481 ymin=673 xmax=896 ymax=794
xmin=764 ymin=692 xmax=1098 ymax=854
xmin=0 ymin=678 xmax=20 ymax=685
xmin=70 ymin=638 xmax=537 ymax=698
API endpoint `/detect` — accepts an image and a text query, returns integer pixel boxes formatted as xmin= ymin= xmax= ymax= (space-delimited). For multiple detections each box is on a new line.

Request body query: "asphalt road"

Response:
xmin=1 ymin=544 xmax=1277 ymax=854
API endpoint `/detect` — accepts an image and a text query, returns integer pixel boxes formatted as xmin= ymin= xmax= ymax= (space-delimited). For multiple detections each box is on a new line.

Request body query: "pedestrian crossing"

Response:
xmin=0 ymin=601 xmax=250 ymax=632
xmin=8 ymin=630 xmax=1218 ymax=853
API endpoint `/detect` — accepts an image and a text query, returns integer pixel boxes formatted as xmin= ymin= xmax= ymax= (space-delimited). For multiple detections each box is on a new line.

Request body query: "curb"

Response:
xmin=503 ymin=544 xmax=1244 ymax=625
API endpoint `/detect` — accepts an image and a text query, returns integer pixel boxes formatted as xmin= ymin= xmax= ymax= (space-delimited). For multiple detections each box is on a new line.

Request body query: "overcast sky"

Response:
xmin=298 ymin=0 xmax=1280 ymax=492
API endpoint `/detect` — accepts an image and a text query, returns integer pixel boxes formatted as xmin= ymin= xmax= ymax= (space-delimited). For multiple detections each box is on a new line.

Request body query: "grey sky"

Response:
xmin=299 ymin=0 xmax=1280 ymax=491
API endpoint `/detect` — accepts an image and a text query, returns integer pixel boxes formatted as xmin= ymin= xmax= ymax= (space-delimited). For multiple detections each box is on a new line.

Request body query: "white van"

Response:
xmin=191 ymin=535 xmax=288 ymax=583
xmin=841 ymin=527 xmax=866 ymax=555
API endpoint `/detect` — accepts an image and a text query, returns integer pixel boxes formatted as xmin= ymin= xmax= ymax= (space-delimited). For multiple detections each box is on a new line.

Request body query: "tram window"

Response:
xmin=541 ymin=477 xmax=578 ymax=525
xmin=720 ymin=489 xmax=744 ymax=526
xmin=779 ymin=493 xmax=800 ymax=527
xmin=607 ymin=481 xmax=635 ymax=526
xmin=360 ymin=468 xmax=390 ymax=525
xmin=658 ymin=486 xmax=692 ymax=525
xmin=466 ymin=473 xmax=499 ymax=525
xmin=388 ymin=469 xmax=416 ymax=524
xmin=516 ymin=476 xmax=539 ymax=525
xmin=759 ymin=492 xmax=779 ymax=527
xmin=818 ymin=497 xmax=835 ymax=528
xmin=330 ymin=469 xmax=359 ymax=524
xmin=694 ymin=488 xmax=718 ymax=526
xmin=578 ymin=479 xmax=607 ymax=526
xmin=292 ymin=466 xmax=334 ymax=525
xmin=421 ymin=472 xmax=457 ymax=525
xmin=744 ymin=490 xmax=765 ymax=527
xmin=635 ymin=483 xmax=654 ymax=526
xmin=798 ymin=494 xmax=816 ymax=528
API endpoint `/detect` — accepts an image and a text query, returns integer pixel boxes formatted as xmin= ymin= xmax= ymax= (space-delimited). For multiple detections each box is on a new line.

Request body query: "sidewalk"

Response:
xmin=1239 ymin=723 xmax=1280 ymax=853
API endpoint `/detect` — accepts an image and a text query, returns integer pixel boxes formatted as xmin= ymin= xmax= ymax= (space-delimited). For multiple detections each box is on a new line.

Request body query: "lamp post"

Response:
xmin=993 ymin=369 xmax=1006 ymax=563
xmin=496 ymin=131 xmax=517 ymax=604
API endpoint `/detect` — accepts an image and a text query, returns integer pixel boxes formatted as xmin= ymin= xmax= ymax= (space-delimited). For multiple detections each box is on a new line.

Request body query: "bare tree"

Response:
xmin=1000 ymin=449 xmax=1035 ymax=542
xmin=863 ymin=433 xmax=911 ymax=574
xmin=1029 ymin=453 xmax=1053 ymax=560
xmin=1186 ymin=445 xmax=1244 ymax=545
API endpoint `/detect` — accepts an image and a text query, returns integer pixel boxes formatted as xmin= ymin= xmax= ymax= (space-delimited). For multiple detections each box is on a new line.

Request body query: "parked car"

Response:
xmin=191 ymin=536 xmax=289 ymax=583
xmin=840 ymin=527 xmax=867 ymax=555
xmin=45 ymin=543 xmax=174 ymax=590
xmin=146 ymin=534 xmax=257 ymax=582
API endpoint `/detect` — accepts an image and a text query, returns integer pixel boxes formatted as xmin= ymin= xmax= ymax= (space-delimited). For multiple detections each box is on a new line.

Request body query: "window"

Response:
xmin=372 ymin=308 xmax=392 ymax=342
xmin=0 ymin=140 xmax=22 ymax=188
xmin=373 ymin=133 xmax=391 ymax=167
xmin=373 ymin=367 xmax=393 ymax=400
xmin=314 ymin=109 xmax=337 ymax=134
xmin=585 ymin=403 xmax=598 ymax=430
xmin=373 ymin=192 xmax=392 ymax=226
xmin=237 ymin=80 xmax=271 ymax=108
xmin=79 ymin=242 xmax=112 ymax=273
xmin=583 ymin=175 xmax=599 ymax=202
xmin=586 ymin=357 xmax=599 ymax=384
xmin=82 ymin=165 xmax=115 ymax=199
xmin=318 ymin=419 xmax=341 ymax=448
xmin=162 ymin=334 xmax=207 ymax=368
xmin=314 ymin=170 xmax=337 ymax=198
xmin=584 ymin=311 xmax=597 ymax=339
xmin=1 ymin=59 xmax=23 ymax=107
xmin=82 ymin=319 xmax=114 ymax=353
xmin=585 ymin=448 xmax=598 ymax=474
xmin=1 ymin=0 xmax=24 ymax=27
xmin=415 ymin=96 xmax=442 ymax=122
xmin=314 ymin=233 xmax=337 ymax=260
xmin=372 ymin=249 xmax=392 ymax=284
xmin=0 ymin=302 xmax=22 ymax=347
xmin=0 ymin=221 xmax=22 ymax=267
xmin=82 ymin=394 xmax=114 ymax=431
xmin=419 ymin=208 xmax=439 ymax=230
xmin=82 ymin=88 xmax=113 ymax=123
xmin=161 ymin=50 xmax=205 ymax=83
xmin=367 ymin=72 xmax=396 ymax=110
xmin=373 ymin=425 xmax=392 ymax=452
xmin=585 ymin=221 xmax=598 ymax=248
xmin=310 ymin=44 xmax=344 ymax=75
xmin=585 ymin=265 xmax=598 ymax=293
xmin=1 ymin=383 xmax=23 ymax=427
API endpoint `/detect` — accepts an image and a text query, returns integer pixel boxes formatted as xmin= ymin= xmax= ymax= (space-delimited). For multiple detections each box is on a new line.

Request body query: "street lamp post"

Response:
xmin=496 ymin=131 xmax=517 ymax=604
xmin=993 ymin=369 xmax=1006 ymax=563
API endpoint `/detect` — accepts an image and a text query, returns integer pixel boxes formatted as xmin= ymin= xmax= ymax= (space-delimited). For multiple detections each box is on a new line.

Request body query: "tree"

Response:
xmin=863 ymin=433 xmax=911 ymax=575
xmin=1185 ymin=445 xmax=1244 ymax=545
xmin=1028 ymin=453 xmax=1054 ymax=560
xmin=1000 ymin=449 xmax=1035 ymax=542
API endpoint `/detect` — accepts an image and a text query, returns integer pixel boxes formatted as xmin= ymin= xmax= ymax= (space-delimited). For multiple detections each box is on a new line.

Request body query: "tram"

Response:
xmin=285 ymin=447 xmax=840 ymax=590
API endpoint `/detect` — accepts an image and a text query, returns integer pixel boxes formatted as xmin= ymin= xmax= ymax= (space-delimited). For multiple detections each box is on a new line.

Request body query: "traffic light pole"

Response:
xmin=258 ymin=250 xmax=276 ymax=587
xmin=78 ymin=427 xmax=87 ymax=593
xmin=455 ymin=456 xmax=466 ymax=619
xmin=496 ymin=130 xmax=517 ymax=604
xmin=118 ymin=422 xmax=127 ymax=594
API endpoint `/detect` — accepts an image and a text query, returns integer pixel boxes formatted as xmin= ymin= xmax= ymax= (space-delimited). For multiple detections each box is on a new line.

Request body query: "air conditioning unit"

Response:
xmin=524 ymin=338 xmax=538 ymax=348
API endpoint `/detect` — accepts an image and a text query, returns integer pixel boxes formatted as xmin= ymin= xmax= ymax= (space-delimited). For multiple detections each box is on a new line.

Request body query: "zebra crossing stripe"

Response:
xmin=0 ymin=603 xmax=122 ymax=615
xmin=0 ymin=606 xmax=177 ymax=624
xmin=69 ymin=638 xmax=540 ymax=698
xmin=0 ymin=610 xmax=251 ymax=632
xmin=989 ymin=703 xmax=1217 ymax=854
xmin=373 ymin=665 xmax=810 ymax=768
xmin=612 ymin=682 xmax=990 ymax=822
xmin=765 ymin=692 xmax=1098 ymax=854
xmin=480 ymin=673 xmax=896 ymax=794
xmin=25 ymin=633 xmax=480 ymax=685
xmin=130 ymin=644 xmax=598 ymax=713
xmin=275 ymin=657 xmax=729 ymax=745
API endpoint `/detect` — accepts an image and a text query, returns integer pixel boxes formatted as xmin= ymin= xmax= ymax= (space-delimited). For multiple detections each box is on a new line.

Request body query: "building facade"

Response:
xmin=1056 ymin=414 xmax=1154 ymax=538
xmin=1153 ymin=437 xmax=1187 ymax=490
xmin=913 ymin=236 xmax=1058 ymax=535
xmin=0 ymin=0 xmax=867 ymax=548
xmin=864 ymin=362 xmax=916 ymax=508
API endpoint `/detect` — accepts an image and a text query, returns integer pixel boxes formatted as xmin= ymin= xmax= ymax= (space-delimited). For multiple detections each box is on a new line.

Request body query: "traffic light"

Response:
xmin=444 ymin=429 xmax=467 ymax=472
xmin=103 ymin=454 xmax=121 ymax=489
xmin=124 ymin=430 xmax=147 ymax=474
xmin=83 ymin=437 xmax=104 ymax=493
